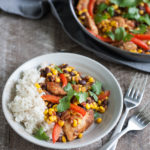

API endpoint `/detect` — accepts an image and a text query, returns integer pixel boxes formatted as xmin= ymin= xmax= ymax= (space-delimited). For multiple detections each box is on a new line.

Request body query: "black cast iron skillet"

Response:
xmin=69 ymin=0 xmax=150 ymax=62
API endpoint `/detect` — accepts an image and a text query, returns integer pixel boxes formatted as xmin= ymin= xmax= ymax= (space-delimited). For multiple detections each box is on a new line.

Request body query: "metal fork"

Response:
xmin=107 ymin=73 xmax=148 ymax=150
xmin=100 ymin=102 xmax=150 ymax=150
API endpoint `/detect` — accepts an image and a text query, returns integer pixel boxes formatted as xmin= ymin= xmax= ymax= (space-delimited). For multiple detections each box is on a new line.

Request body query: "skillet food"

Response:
xmin=76 ymin=0 xmax=150 ymax=54
xmin=9 ymin=63 xmax=110 ymax=143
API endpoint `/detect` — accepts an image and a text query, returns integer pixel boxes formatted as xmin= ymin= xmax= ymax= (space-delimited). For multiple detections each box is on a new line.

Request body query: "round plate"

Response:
xmin=2 ymin=53 xmax=123 ymax=149
xmin=69 ymin=0 xmax=150 ymax=62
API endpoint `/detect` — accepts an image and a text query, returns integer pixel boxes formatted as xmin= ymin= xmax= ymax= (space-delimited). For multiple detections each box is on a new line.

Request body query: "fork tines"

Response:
xmin=126 ymin=73 xmax=148 ymax=100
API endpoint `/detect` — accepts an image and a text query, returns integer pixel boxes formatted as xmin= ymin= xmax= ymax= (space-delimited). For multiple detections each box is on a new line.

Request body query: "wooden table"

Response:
xmin=0 ymin=12 xmax=149 ymax=150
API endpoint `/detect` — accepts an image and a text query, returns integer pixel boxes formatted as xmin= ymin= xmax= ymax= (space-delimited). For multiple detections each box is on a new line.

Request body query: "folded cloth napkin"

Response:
xmin=1 ymin=0 xmax=150 ymax=72
xmin=0 ymin=0 xmax=49 ymax=19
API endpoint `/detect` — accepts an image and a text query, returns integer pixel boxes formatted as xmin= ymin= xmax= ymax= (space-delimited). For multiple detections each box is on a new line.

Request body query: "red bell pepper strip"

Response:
xmin=145 ymin=3 xmax=150 ymax=14
xmin=88 ymin=0 xmax=96 ymax=18
xmin=98 ymin=91 xmax=110 ymax=100
xmin=87 ymin=29 xmax=113 ymax=43
xmin=131 ymin=37 xmax=149 ymax=51
xmin=70 ymin=104 xmax=86 ymax=116
xmin=52 ymin=123 xmax=62 ymax=143
xmin=41 ymin=95 xmax=60 ymax=103
xmin=60 ymin=73 xmax=68 ymax=88
xmin=132 ymin=34 xmax=150 ymax=40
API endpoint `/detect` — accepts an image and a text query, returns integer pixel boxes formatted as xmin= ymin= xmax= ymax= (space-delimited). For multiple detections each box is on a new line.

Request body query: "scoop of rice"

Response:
xmin=8 ymin=68 xmax=48 ymax=134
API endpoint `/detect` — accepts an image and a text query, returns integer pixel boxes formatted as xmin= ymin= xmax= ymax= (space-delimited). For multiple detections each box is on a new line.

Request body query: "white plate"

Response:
xmin=2 ymin=53 xmax=123 ymax=149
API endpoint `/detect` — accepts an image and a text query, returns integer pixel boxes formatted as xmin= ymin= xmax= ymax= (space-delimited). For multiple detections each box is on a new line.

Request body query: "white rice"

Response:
xmin=8 ymin=68 xmax=54 ymax=135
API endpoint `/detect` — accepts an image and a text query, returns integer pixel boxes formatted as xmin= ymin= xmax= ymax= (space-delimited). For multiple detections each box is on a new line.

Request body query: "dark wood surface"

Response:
xmin=0 ymin=12 xmax=150 ymax=150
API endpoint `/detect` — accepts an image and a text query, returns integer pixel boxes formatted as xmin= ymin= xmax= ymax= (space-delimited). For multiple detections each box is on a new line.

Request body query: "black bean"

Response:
xmin=102 ymin=100 xmax=108 ymax=106
xmin=57 ymin=136 xmax=62 ymax=142
xmin=63 ymin=70 xmax=69 ymax=73
xmin=70 ymin=72 xmax=75 ymax=76
xmin=40 ymin=69 xmax=46 ymax=77
xmin=48 ymin=76 xmax=55 ymax=82
xmin=57 ymin=112 xmax=62 ymax=117
xmin=61 ymin=64 xmax=68 ymax=68
xmin=79 ymin=80 xmax=86 ymax=85
xmin=45 ymin=67 xmax=50 ymax=74
xmin=41 ymin=84 xmax=47 ymax=90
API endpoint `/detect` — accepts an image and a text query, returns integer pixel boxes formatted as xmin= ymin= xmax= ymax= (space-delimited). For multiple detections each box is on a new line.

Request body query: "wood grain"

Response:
xmin=0 ymin=12 xmax=149 ymax=150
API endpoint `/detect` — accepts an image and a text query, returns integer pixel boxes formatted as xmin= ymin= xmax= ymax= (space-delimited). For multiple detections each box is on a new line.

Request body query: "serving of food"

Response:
xmin=2 ymin=53 xmax=123 ymax=149
xmin=76 ymin=0 xmax=150 ymax=54
xmin=8 ymin=63 xmax=110 ymax=143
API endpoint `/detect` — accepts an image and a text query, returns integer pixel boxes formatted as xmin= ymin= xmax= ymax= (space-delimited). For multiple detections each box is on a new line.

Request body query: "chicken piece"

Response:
xmin=76 ymin=0 xmax=89 ymax=11
xmin=72 ymin=84 xmax=80 ymax=92
xmin=96 ymin=0 xmax=106 ymax=5
xmin=125 ymin=19 xmax=135 ymax=30
xmin=62 ymin=110 xmax=94 ymax=141
xmin=46 ymin=82 xmax=67 ymax=96
xmin=120 ymin=41 xmax=137 ymax=51
xmin=76 ymin=0 xmax=98 ymax=34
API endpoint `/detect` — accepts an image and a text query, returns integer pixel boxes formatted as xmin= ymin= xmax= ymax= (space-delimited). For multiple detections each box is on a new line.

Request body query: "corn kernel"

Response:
xmin=45 ymin=102 xmax=48 ymax=106
xmin=44 ymin=116 xmax=47 ymax=121
xmin=35 ymin=83 xmax=40 ymax=89
xmin=66 ymin=67 xmax=72 ymax=72
xmin=51 ymin=68 xmax=55 ymax=72
xmin=37 ymin=88 xmax=43 ymax=93
xmin=72 ymin=76 xmax=75 ymax=81
xmin=103 ymin=35 xmax=108 ymax=38
xmin=88 ymin=77 xmax=95 ymax=83
xmin=112 ymin=4 xmax=118 ymax=10
xmin=62 ymin=136 xmax=67 ymax=143
xmin=64 ymin=73 xmax=70 ymax=77
xmin=86 ymin=103 xmax=90 ymax=110
xmin=93 ymin=102 xmax=98 ymax=109
xmin=47 ymin=73 xmax=52 ymax=76
xmin=139 ymin=10 xmax=144 ymax=15
xmin=73 ymin=119 xmax=78 ymax=127
xmin=98 ymin=100 xmax=102 ymax=105
xmin=147 ymin=40 xmax=150 ymax=45
xmin=78 ymin=9 xmax=87 ymax=15
xmin=49 ymin=116 xmax=57 ymax=122
xmin=96 ymin=118 xmax=102 ymax=124
xmin=52 ymin=69 xmax=58 ymax=75
xmin=44 ymin=109 xmax=48 ymax=115
xmin=58 ymin=120 xmax=65 ymax=127
xmin=56 ymin=77 xmax=60 ymax=83
xmin=90 ymin=103 xmax=94 ymax=109
xmin=72 ymin=71 xmax=78 ymax=75
xmin=116 ymin=9 xmax=121 ymax=14
xmin=99 ymin=106 xmax=105 ymax=113
xmin=47 ymin=120 xmax=52 ymax=124
xmin=137 ymin=49 xmax=143 ymax=53
xmin=49 ymin=108 xmax=54 ymax=115
xmin=81 ymin=87 xmax=86 ymax=92
xmin=140 ymin=2 xmax=144 ymax=7
xmin=78 ymin=133 xmax=83 ymax=139
xmin=130 ymin=49 xmax=137 ymax=53
xmin=79 ymin=87 xmax=82 ymax=92
xmin=70 ymin=66 xmax=75 ymax=70
xmin=80 ymin=16 xmax=85 ymax=20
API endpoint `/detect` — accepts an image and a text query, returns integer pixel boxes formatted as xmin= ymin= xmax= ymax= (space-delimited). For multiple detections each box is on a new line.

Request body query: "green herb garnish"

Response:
xmin=91 ymin=81 xmax=102 ymax=95
xmin=57 ymin=90 xmax=75 ymax=112
xmin=94 ymin=14 xmax=108 ymax=24
xmin=97 ymin=3 xmax=108 ymax=13
xmin=71 ymin=81 xmax=76 ymax=85
xmin=138 ymin=14 xmax=150 ymax=25
xmin=107 ymin=6 xmax=115 ymax=17
xmin=110 ymin=0 xmax=141 ymax=7
xmin=74 ymin=92 xmax=88 ymax=103
xmin=55 ymin=66 xmax=63 ymax=73
xmin=64 ymin=83 xmax=73 ymax=92
xmin=89 ymin=91 xmax=98 ymax=102
xmin=94 ymin=112 xmax=101 ymax=119
xmin=131 ymin=24 xmax=147 ymax=34
xmin=34 ymin=127 xmax=49 ymax=141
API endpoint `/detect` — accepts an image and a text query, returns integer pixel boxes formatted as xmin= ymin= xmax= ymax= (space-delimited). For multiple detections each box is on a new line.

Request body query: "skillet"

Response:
xmin=69 ymin=0 xmax=150 ymax=62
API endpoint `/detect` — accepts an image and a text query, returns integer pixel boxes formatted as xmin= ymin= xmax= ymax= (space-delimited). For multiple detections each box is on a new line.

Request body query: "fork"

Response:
xmin=107 ymin=73 xmax=148 ymax=150
xmin=100 ymin=102 xmax=150 ymax=150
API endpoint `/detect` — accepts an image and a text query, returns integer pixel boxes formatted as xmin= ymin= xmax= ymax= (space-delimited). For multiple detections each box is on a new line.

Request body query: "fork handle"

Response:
xmin=100 ymin=127 xmax=130 ymax=150
xmin=108 ymin=107 xmax=130 ymax=150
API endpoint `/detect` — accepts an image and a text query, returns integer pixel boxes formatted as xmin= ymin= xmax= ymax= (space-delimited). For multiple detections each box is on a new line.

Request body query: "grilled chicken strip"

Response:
xmin=76 ymin=0 xmax=98 ymax=34
xmin=47 ymin=82 xmax=67 ymax=96
xmin=62 ymin=109 xmax=94 ymax=141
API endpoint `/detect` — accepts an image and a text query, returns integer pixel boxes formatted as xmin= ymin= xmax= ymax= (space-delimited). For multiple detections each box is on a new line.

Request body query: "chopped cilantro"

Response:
xmin=131 ymin=24 xmax=147 ymax=34
xmin=74 ymin=92 xmax=88 ymax=103
xmin=64 ymin=83 xmax=73 ymax=92
xmin=34 ymin=127 xmax=49 ymax=141
xmin=55 ymin=66 xmax=63 ymax=73
xmin=94 ymin=14 xmax=108 ymax=24
xmin=91 ymin=81 xmax=102 ymax=95
xmin=97 ymin=3 xmax=108 ymax=13
xmin=107 ymin=6 xmax=115 ymax=17
xmin=94 ymin=112 xmax=101 ymax=119
xmin=89 ymin=91 xmax=98 ymax=102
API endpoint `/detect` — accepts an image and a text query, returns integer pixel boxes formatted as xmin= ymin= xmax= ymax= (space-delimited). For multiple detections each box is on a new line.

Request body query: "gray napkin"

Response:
xmin=0 ymin=0 xmax=49 ymax=19
xmin=1 ymin=0 xmax=150 ymax=72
